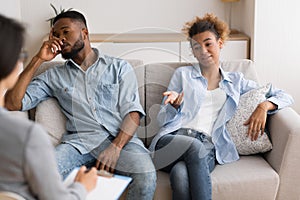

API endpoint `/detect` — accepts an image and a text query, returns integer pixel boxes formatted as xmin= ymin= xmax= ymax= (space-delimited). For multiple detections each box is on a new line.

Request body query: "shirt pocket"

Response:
xmin=97 ymin=83 xmax=119 ymax=110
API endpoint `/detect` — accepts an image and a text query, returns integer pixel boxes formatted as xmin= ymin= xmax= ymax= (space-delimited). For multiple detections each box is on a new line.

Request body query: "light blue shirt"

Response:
xmin=22 ymin=49 xmax=145 ymax=154
xmin=149 ymin=64 xmax=294 ymax=164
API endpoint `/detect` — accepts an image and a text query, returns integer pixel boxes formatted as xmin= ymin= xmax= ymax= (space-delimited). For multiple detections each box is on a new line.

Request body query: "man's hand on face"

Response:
xmin=36 ymin=29 xmax=63 ymax=61
xmin=95 ymin=144 xmax=121 ymax=173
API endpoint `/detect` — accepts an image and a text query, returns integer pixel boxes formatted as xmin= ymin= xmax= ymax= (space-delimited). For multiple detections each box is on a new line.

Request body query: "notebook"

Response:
xmin=64 ymin=168 xmax=132 ymax=200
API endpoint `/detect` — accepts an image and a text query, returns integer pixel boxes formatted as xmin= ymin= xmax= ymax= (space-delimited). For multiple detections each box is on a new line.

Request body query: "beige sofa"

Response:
xmin=23 ymin=59 xmax=300 ymax=200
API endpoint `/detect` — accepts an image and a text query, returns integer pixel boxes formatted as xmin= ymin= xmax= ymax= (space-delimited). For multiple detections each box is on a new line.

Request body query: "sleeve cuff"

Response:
xmin=266 ymin=97 xmax=281 ymax=114
xmin=120 ymin=102 xmax=146 ymax=119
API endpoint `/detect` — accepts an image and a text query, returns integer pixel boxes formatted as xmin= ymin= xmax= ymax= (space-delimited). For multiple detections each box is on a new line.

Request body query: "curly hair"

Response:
xmin=182 ymin=13 xmax=230 ymax=42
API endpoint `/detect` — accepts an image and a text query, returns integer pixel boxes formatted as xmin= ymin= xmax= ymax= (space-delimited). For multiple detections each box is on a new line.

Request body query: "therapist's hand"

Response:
xmin=75 ymin=166 xmax=97 ymax=192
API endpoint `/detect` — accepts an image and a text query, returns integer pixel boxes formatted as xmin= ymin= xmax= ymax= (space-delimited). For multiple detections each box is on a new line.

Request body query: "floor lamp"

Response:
xmin=221 ymin=0 xmax=240 ymax=34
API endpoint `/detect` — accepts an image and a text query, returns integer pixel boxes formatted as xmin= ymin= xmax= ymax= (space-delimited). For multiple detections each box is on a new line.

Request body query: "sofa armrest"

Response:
xmin=264 ymin=107 xmax=300 ymax=200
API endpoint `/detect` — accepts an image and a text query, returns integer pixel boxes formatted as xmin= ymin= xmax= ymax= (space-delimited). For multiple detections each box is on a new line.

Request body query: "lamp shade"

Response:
xmin=221 ymin=0 xmax=239 ymax=2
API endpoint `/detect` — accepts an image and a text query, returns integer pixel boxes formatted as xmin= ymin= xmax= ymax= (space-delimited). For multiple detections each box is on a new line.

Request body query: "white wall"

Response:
xmin=0 ymin=0 xmax=21 ymax=20
xmin=2 ymin=0 xmax=299 ymax=113
xmin=17 ymin=0 xmax=227 ymax=59
xmin=253 ymin=0 xmax=300 ymax=113
xmin=232 ymin=0 xmax=255 ymax=58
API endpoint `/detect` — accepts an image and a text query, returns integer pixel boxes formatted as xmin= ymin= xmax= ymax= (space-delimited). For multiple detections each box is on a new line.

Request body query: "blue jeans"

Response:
xmin=55 ymin=136 xmax=156 ymax=200
xmin=154 ymin=128 xmax=216 ymax=200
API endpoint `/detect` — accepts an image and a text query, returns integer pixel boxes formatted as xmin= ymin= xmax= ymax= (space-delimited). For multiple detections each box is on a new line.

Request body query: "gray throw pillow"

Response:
xmin=226 ymin=83 xmax=273 ymax=155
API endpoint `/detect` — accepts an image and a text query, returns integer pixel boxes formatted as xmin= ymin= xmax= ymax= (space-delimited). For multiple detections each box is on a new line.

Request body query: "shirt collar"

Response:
xmin=191 ymin=63 xmax=202 ymax=78
xmin=219 ymin=67 xmax=232 ymax=83
xmin=65 ymin=48 xmax=107 ymax=68
xmin=191 ymin=63 xmax=232 ymax=83
xmin=93 ymin=48 xmax=107 ymax=64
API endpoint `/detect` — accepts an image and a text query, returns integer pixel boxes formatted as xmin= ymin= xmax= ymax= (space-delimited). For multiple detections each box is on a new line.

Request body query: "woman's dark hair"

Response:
xmin=182 ymin=13 xmax=230 ymax=42
xmin=0 ymin=14 xmax=25 ymax=80
xmin=53 ymin=10 xmax=87 ymax=28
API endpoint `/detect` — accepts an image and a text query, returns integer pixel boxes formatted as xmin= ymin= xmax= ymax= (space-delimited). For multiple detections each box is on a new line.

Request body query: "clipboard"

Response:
xmin=64 ymin=168 xmax=132 ymax=200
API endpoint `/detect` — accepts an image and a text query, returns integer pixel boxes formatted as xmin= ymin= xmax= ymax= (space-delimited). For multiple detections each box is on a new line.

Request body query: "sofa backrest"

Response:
xmin=31 ymin=59 xmax=258 ymax=147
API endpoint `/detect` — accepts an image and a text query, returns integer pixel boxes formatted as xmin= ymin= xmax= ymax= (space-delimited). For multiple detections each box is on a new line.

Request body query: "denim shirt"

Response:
xmin=22 ymin=49 xmax=145 ymax=153
xmin=149 ymin=64 xmax=294 ymax=164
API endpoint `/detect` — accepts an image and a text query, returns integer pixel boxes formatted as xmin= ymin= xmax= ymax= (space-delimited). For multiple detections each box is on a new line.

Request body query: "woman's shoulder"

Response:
xmin=222 ymin=69 xmax=245 ymax=81
xmin=0 ymin=114 xmax=33 ymax=149
xmin=0 ymin=112 xmax=47 ymax=142
xmin=177 ymin=65 xmax=194 ymax=70
xmin=174 ymin=65 xmax=195 ymax=74
xmin=1 ymin=112 xmax=33 ymax=128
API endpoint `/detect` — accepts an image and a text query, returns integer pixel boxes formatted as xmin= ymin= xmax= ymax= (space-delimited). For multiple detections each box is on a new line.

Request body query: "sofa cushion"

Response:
xmin=145 ymin=63 xmax=183 ymax=146
xmin=35 ymin=98 xmax=66 ymax=146
xmin=211 ymin=156 xmax=279 ymax=200
xmin=221 ymin=59 xmax=259 ymax=83
xmin=155 ymin=156 xmax=279 ymax=200
xmin=226 ymin=83 xmax=273 ymax=155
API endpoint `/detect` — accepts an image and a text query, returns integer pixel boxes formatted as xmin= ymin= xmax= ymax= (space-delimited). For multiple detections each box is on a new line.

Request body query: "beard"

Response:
xmin=61 ymin=35 xmax=85 ymax=60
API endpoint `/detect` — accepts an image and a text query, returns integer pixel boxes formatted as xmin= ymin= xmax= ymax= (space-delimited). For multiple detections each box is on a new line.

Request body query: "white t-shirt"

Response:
xmin=183 ymin=88 xmax=226 ymax=136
